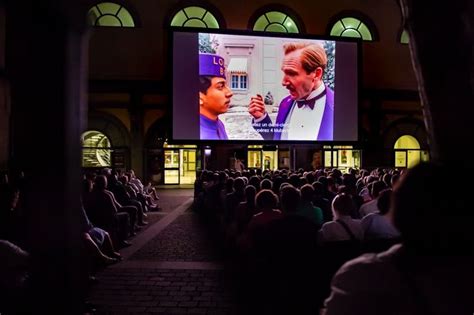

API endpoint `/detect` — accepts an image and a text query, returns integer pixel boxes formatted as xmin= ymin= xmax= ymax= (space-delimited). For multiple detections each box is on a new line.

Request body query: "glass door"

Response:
xmin=337 ymin=149 xmax=361 ymax=170
xmin=262 ymin=150 xmax=278 ymax=170
xmin=278 ymin=150 xmax=290 ymax=169
xmin=180 ymin=149 xmax=196 ymax=184
xmin=394 ymin=150 xmax=407 ymax=168
xmin=164 ymin=149 xmax=179 ymax=184
xmin=407 ymin=150 xmax=421 ymax=168
xmin=324 ymin=150 xmax=338 ymax=168
xmin=248 ymin=150 xmax=262 ymax=169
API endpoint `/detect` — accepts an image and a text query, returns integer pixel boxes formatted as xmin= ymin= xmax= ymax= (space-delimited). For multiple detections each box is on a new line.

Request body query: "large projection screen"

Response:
xmin=171 ymin=29 xmax=359 ymax=143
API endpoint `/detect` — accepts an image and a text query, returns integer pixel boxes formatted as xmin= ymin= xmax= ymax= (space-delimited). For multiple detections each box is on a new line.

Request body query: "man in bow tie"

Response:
xmin=249 ymin=42 xmax=334 ymax=140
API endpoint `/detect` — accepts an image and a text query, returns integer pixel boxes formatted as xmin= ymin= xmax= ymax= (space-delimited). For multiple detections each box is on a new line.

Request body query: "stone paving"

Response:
xmin=88 ymin=268 xmax=237 ymax=315
xmin=87 ymin=189 xmax=240 ymax=315
xmin=137 ymin=213 xmax=167 ymax=233
xmin=130 ymin=214 xmax=223 ymax=262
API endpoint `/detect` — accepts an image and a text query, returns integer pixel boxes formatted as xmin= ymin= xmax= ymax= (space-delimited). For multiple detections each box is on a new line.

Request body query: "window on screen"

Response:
xmin=231 ymin=74 xmax=248 ymax=90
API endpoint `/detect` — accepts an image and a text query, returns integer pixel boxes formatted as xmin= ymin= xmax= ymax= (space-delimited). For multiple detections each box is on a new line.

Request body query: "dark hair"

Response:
xmin=94 ymin=175 xmax=108 ymax=190
xmin=312 ymin=181 xmax=324 ymax=195
xmin=245 ymin=185 xmax=257 ymax=207
xmin=256 ymin=189 xmax=278 ymax=210
xmin=260 ymin=178 xmax=273 ymax=190
xmin=288 ymin=174 xmax=300 ymax=188
xmin=371 ymin=180 xmax=387 ymax=198
xmin=280 ymin=185 xmax=301 ymax=213
xmin=300 ymin=184 xmax=314 ymax=202
xmin=233 ymin=177 xmax=246 ymax=191
xmin=376 ymin=188 xmax=392 ymax=215
xmin=199 ymin=76 xmax=212 ymax=94
xmin=249 ymin=176 xmax=261 ymax=191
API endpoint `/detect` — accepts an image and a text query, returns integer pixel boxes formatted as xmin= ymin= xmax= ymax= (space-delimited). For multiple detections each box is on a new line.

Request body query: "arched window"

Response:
xmin=252 ymin=11 xmax=299 ymax=33
xmin=394 ymin=135 xmax=429 ymax=168
xmin=170 ymin=6 xmax=219 ymax=28
xmin=87 ymin=2 xmax=135 ymax=27
xmin=400 ymin=29 xmax=409 ymax=44
xmin=82 ymin=130 xmax=112 ymax=167
xmin=329 ymin=17 xmax=374 ymax=41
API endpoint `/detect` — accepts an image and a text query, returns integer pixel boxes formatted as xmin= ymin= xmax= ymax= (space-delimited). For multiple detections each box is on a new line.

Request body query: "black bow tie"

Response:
xmin=296 ymin=89 xmax=326 ymax=109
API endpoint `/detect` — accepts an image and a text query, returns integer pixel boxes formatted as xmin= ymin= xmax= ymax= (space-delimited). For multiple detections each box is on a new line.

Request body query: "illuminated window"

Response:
xmin=253 ymin=11 xmax=299 ymax=33
xmin=400 ymin=30 xmax=409 ymax=44
xmin=329 ymin=17 xmax=373 ymax=41
xmin=394 ymin=135 xmax=424 ymax=168
xmin=82 ymin=131 xmax=112 ymax=167
xmin=87 ymin=2 xmax=135 ymax=27
xmin=228 ymin=57 xmax=248 ymax=90
xmin=170 ymin=6 xmax=219 ymax=28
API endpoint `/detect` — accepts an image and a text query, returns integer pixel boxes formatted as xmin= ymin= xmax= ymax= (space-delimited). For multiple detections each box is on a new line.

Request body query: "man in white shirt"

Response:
xmin=320 ymin=193 xmax=363 ymax=242
xmin=249 ymin=42 xmax=334 ymax=140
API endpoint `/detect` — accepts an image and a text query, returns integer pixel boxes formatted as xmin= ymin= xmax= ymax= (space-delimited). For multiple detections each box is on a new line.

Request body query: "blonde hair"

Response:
xmin=283 ymin=42 xmax=327 ymax=74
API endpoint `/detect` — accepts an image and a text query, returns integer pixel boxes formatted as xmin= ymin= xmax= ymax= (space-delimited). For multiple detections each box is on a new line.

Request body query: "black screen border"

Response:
xmin=168 ymin=26 xmax=362 ymax=146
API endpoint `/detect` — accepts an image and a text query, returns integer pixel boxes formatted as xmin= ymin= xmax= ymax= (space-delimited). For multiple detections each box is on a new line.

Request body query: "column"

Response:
xmin=6 ymin=0 xmax=88 ymax=311
xmin=400 ymin=0 xmax=474 ymax=163
xmin=129 ymin=91 xmax=145 ymax=179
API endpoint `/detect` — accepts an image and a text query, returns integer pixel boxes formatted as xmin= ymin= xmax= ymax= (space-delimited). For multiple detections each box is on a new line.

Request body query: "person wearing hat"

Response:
xmin=199 ymin=53 xmax=233 ymax=140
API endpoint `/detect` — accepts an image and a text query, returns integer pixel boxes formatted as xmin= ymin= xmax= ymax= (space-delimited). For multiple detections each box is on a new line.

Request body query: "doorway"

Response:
xmin=394 ymin=135 xmax=429 ymax=168
xmin=262 ymin=150 xmax=278 ymax=170
xmin=163 ymin=145 xmax=198 ymax=185
xmin=180 ymin=149 xmax=196 ymax=184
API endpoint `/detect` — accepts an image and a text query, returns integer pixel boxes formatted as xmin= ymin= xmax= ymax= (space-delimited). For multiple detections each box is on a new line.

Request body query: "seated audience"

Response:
xmin=251 ymin=185 xmax=321 ymax=315
xmin=323 ymin=163 xmax=474 ymax=315
xmin=296 ymin=184 xmax=323 ymax=228
xmin=235 ymin=185 xmax=257 ymax=235
xmin=312 ymin=181 xmax=332 ymax=223
xmin=246 ymin=189 xmax=282 ymax=232
xmin=79 ymin=205 xmax=121 ymax=267
xmin=319 ymin=193 xmax=363 ymax=242
xmin=0 ymin=239 xmax=30 ymax=313
xmin=359 ymin=180 xmax=387 ymax=217
xmin=84 ymin=175 xmax=131 ymax=247
xmin=361 ymin=189 xmax=400 ymax=240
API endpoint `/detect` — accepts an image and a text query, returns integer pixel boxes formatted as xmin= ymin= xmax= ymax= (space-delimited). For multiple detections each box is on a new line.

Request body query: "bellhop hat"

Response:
xmin=199 ymin=53 xmax=226 ymax=78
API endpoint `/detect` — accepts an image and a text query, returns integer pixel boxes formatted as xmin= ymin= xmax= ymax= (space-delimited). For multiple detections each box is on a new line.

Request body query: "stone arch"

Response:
xmin=382 ymin=117 xmax=428 ymax=149
xmin=87 ymin=111 xmax=131 ymax=147
xmin=144 ymin=117 xmax=169 ymax=148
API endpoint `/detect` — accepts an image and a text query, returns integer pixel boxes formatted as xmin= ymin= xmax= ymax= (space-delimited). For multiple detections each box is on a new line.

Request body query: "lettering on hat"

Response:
xmin=199 ymin=53 xmax=226 ymax=79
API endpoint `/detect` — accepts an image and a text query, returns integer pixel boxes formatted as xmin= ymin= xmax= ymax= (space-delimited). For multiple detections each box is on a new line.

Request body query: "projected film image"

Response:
xmin=172 ymin=29 xmax=358 ymax=142
xmin=198 ymin=33 xmax=335 ymax=141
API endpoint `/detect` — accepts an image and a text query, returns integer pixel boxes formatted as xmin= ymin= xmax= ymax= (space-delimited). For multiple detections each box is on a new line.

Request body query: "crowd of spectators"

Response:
xmin=0 ymin=168 xmax=160 ymax=313
xmin=193 ymin=163 xmax=473 ymax=315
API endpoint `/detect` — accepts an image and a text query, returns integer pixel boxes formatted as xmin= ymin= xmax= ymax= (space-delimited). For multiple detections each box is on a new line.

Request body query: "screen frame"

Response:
xmin=168 ymin=26 xmax=362 ymax=145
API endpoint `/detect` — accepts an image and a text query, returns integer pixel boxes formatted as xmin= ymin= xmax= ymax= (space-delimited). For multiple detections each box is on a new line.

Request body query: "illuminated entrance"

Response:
xmin=323 ymin=145 xmax=361 ymax=170
xmin=394 ymin=135 xmax=429 ymax=168
xmin=247 ymin=145 xmax=284 ymax=170
xmin=163 ymin=144 xmax=198 ymax=184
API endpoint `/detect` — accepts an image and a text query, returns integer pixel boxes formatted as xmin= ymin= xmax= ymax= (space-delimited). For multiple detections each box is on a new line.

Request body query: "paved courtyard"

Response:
xmin=87 ymin=189 xmax=241 ymax=315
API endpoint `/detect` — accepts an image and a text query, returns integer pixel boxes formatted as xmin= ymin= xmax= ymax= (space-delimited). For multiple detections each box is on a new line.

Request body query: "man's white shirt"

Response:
xmin=281 ymin=84 xmax=326 ymax=140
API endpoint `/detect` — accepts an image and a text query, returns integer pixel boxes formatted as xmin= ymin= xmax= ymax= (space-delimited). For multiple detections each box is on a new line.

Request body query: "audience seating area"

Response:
xmin=0 ymin=168 xmax=161 ymax=314
xmin=192 ymin=167 xmax=402 ymax=314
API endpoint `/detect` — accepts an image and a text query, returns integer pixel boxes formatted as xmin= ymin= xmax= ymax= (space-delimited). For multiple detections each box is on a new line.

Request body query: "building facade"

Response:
xmin=2 ymin=0 xmax=429 ymax=184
